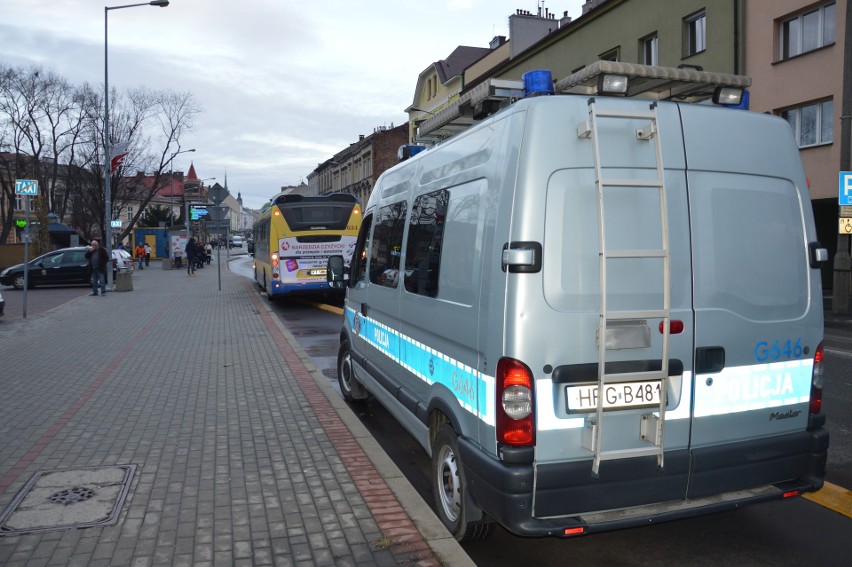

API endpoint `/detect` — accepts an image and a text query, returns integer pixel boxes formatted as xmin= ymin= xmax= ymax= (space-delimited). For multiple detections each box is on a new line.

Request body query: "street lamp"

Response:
xmin=104 ymin=0 xmax=169 ymax=290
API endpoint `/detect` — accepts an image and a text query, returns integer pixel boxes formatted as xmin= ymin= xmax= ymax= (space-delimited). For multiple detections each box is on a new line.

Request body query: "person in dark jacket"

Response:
xmin=84 ymin=239 xmax=109 ymax=296
xmin=185 ymin=237 xmax=198 ymax=276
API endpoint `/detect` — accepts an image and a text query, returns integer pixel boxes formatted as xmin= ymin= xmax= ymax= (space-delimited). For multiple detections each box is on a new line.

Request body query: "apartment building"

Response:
xmin=307 ymin=124 xmax=407 ymax=204
xmin=744 ymin=0 xmax=847 ymax=288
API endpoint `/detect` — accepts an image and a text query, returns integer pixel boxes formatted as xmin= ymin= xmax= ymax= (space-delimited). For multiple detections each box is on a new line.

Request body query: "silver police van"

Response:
xmin=328 ymin=62 xmax=829 ymax=541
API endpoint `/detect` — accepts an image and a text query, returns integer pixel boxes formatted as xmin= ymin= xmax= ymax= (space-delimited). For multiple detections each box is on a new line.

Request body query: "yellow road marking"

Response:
xmin=803 ymin=482 xmax=852 ymax=518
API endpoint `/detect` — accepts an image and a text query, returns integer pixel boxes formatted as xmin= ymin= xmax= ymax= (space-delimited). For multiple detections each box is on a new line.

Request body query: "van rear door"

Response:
xmin=680 ymin=104 xmax=822 ymax=497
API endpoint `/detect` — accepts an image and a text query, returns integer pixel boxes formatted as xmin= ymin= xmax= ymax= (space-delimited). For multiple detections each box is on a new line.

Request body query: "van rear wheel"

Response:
xmin=431 ymin=424 xmax=494 ymax=542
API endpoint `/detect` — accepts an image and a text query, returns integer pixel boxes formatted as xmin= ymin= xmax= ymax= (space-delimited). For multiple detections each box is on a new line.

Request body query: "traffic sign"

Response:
xmin=15 ymin=179 xmax=39 ymax=196
xmin=840 ymin=172 xmax=852 ymax=206
xmin=841 ymin=218 xmax=852 ymax=235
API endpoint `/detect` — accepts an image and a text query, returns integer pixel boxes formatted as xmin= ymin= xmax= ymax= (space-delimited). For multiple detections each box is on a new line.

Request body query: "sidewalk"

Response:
xmin=0 ymin=260 xmax=473 ymax=566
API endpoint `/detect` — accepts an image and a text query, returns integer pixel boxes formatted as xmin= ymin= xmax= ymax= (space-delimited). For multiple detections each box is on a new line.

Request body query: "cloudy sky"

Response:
xmin=4 ymin=0 xmax=584 ymax=209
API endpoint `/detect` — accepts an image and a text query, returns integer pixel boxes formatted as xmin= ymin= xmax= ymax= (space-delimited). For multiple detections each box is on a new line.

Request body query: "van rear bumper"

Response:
xmin=458 ymin=425 xmax=828 ymax=538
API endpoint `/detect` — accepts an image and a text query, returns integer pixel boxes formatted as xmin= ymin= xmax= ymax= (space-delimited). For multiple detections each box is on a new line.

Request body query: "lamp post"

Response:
xmin=104 ymin=0 xmax=169 ymax=290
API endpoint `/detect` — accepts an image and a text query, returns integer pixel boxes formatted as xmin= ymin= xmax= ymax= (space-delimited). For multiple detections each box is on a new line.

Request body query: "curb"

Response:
xmin=244 ymin=280 xmax=475 ymax=567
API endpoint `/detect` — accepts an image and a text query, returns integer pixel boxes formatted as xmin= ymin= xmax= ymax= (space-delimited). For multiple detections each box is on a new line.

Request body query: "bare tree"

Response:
xmin=0 ymin=63 xmax=91 ymax=254
xmin=1 ymin=59 xmax=202 ymax=249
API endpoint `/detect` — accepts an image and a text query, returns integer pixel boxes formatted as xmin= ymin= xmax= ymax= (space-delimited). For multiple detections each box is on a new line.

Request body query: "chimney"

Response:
xmin=560 ymin=10 xmax=572 ymax=27
xmin=490 ymin=35 xmax=507 ymax=49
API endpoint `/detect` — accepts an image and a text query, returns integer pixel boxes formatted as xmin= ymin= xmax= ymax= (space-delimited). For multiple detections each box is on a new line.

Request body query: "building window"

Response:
xmin=684 ymin=11 xmax=706 ymax=57
xmin=127 ymin=207 xmax=134 ymax=221
xmin=781 ymin=99 xmax=833 ymax=148
xmin=15 ymin=195 xmax=36 ymax=212
xmin=599 ymin=47 xmax=619 ymax=62
xmin=780 ymin=2 xmax=835 ymax=60
xmin=641 ymin=33 xmax=658 ymax=66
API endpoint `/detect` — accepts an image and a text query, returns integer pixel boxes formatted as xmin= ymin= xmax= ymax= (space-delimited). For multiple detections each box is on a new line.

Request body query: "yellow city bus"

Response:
xmin=252 ymin=192 xmax=361 ymax=298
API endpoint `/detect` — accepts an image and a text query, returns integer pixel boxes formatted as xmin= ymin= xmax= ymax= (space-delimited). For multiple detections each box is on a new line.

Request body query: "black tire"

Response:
xmin=431 ymin=424 xmax=494 ymax=542
xmin=12 ymin=274 xmax=32 ymax=290
xmin=337 ymin=340 xmax=366 ymax=402
xmin=263 ymin=273 xmax=276 ymax=302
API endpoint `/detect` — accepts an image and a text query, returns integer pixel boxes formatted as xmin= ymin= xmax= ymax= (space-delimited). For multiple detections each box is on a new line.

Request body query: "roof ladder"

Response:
xmin=580 ymin=99 xmax=671 ymax=478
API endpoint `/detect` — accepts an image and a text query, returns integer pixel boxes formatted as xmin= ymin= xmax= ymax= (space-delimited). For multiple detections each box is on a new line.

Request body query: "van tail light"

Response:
xmin=809 ymin=342 xmax=824 ymax=415
xmin=496 ymin=358 xmax=535 ymax=447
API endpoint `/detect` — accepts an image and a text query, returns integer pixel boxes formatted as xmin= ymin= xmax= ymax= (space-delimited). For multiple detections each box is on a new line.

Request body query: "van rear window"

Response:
xmin=691 ymin=174 xmax=809 ymax=320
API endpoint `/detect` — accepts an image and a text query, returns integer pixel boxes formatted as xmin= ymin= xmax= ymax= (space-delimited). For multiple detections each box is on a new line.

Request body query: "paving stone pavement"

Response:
xmin=0 ymin=259 xmax=473 ymax=567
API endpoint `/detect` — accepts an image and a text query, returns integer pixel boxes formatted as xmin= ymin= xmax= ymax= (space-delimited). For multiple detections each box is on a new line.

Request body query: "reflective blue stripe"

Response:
xmin=694 ymin=360 xmax=812 ymax=417
xmin=345 ymin=307 xmax=495 ymax=425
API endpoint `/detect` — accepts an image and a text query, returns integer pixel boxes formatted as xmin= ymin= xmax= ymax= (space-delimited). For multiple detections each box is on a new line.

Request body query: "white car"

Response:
xmin=112 ymin=249 xmax=133 ymax=273
xmin=229 ymin=236 xmax=245 ymax=248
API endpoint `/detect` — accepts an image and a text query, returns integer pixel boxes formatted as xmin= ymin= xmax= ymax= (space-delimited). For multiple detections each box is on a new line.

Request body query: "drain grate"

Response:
xmin=0 ymin=465 xmax=136 ymax=536
xmin=49 ymin=487 xmax=96 ymax=505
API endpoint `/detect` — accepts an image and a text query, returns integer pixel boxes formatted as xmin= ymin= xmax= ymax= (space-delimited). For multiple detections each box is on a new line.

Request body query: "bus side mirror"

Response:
xmin=327 ymin=255 xmax=345 ymax=288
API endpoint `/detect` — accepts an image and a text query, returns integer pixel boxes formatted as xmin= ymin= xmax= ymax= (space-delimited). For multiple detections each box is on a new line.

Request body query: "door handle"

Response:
xmin=695 ymin=346 xmax=725 ymax=374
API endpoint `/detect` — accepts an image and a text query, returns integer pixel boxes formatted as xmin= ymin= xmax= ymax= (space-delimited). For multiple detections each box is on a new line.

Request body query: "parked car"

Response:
xmin=0 ymin=290 xmax=5 ymax=317
xmin=0 ymin=246 xmax=124 ymax=290
xmin=0 ymin=247 xmax=91 ymax=289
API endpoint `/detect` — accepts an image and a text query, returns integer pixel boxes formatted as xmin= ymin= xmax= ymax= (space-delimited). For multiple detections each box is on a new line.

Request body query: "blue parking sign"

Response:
xmin=841 ymin=172 xmax=852 ymax=206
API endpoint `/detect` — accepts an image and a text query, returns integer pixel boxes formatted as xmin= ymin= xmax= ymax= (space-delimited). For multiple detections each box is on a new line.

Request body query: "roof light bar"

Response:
xmin=713 ymin=86 xmax=744 ymax=106
xmin=597 ymin=73 xmax=629 ymax=95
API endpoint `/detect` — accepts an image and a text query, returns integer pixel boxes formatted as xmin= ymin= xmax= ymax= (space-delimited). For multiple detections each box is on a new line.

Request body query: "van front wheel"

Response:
xmin=431 ymin=424 xmax=494 ymax=542
xmin=337 ymin=340 xmax=367 ymax=402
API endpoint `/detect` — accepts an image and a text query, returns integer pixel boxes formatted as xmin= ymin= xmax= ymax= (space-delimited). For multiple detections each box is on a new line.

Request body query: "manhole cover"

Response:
xmin=0 ymin=465 xmax=136 ymax=536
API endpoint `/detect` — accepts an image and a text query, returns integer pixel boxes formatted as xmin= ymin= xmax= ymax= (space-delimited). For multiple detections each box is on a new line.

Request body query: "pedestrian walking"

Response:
xmin=144 ymin=243 xmax=151 ymax=267
xmin=84 ymin=239 xmax=109 ymax=296
xmin=204 ymin=242 xmax=213 ymax=265
xmin=185 ymin=237 xmax=198 ymax=276
xmin=134 ymin=243 xmax=146 ymax=270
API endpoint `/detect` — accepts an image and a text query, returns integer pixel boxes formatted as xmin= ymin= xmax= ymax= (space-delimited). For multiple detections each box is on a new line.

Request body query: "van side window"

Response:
xmin=350 ymin=214 xmax=373 ymax=286
xmin=404 ymin=189 xmax=448 ymax=297
xmin=369 ymin=201 xmax=407 ymax=288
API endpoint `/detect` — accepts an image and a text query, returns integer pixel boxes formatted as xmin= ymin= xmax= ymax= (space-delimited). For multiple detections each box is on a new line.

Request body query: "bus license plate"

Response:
xmin=566 ymin=380 xmax=662 ymax=411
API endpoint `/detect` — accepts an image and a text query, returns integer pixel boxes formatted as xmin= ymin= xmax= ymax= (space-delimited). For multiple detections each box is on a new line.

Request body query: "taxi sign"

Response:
xmin=15 ymin=179 xmax=39 ymax=196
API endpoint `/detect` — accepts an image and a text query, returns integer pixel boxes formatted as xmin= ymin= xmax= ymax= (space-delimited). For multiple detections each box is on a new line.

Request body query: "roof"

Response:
xmin=434 ymin=46 xmax=491 ymax=84
xmin=186 ymin=162 xmax=198 ymax=182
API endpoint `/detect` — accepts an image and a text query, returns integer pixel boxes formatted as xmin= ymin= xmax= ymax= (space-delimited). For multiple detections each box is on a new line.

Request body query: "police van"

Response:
xmin=327 ymin=61 xmax=829 ymax=540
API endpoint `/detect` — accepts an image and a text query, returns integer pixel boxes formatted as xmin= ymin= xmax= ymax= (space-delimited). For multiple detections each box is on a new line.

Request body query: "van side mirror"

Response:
xmin=327 ymin=255 xmax=345 ymax=289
